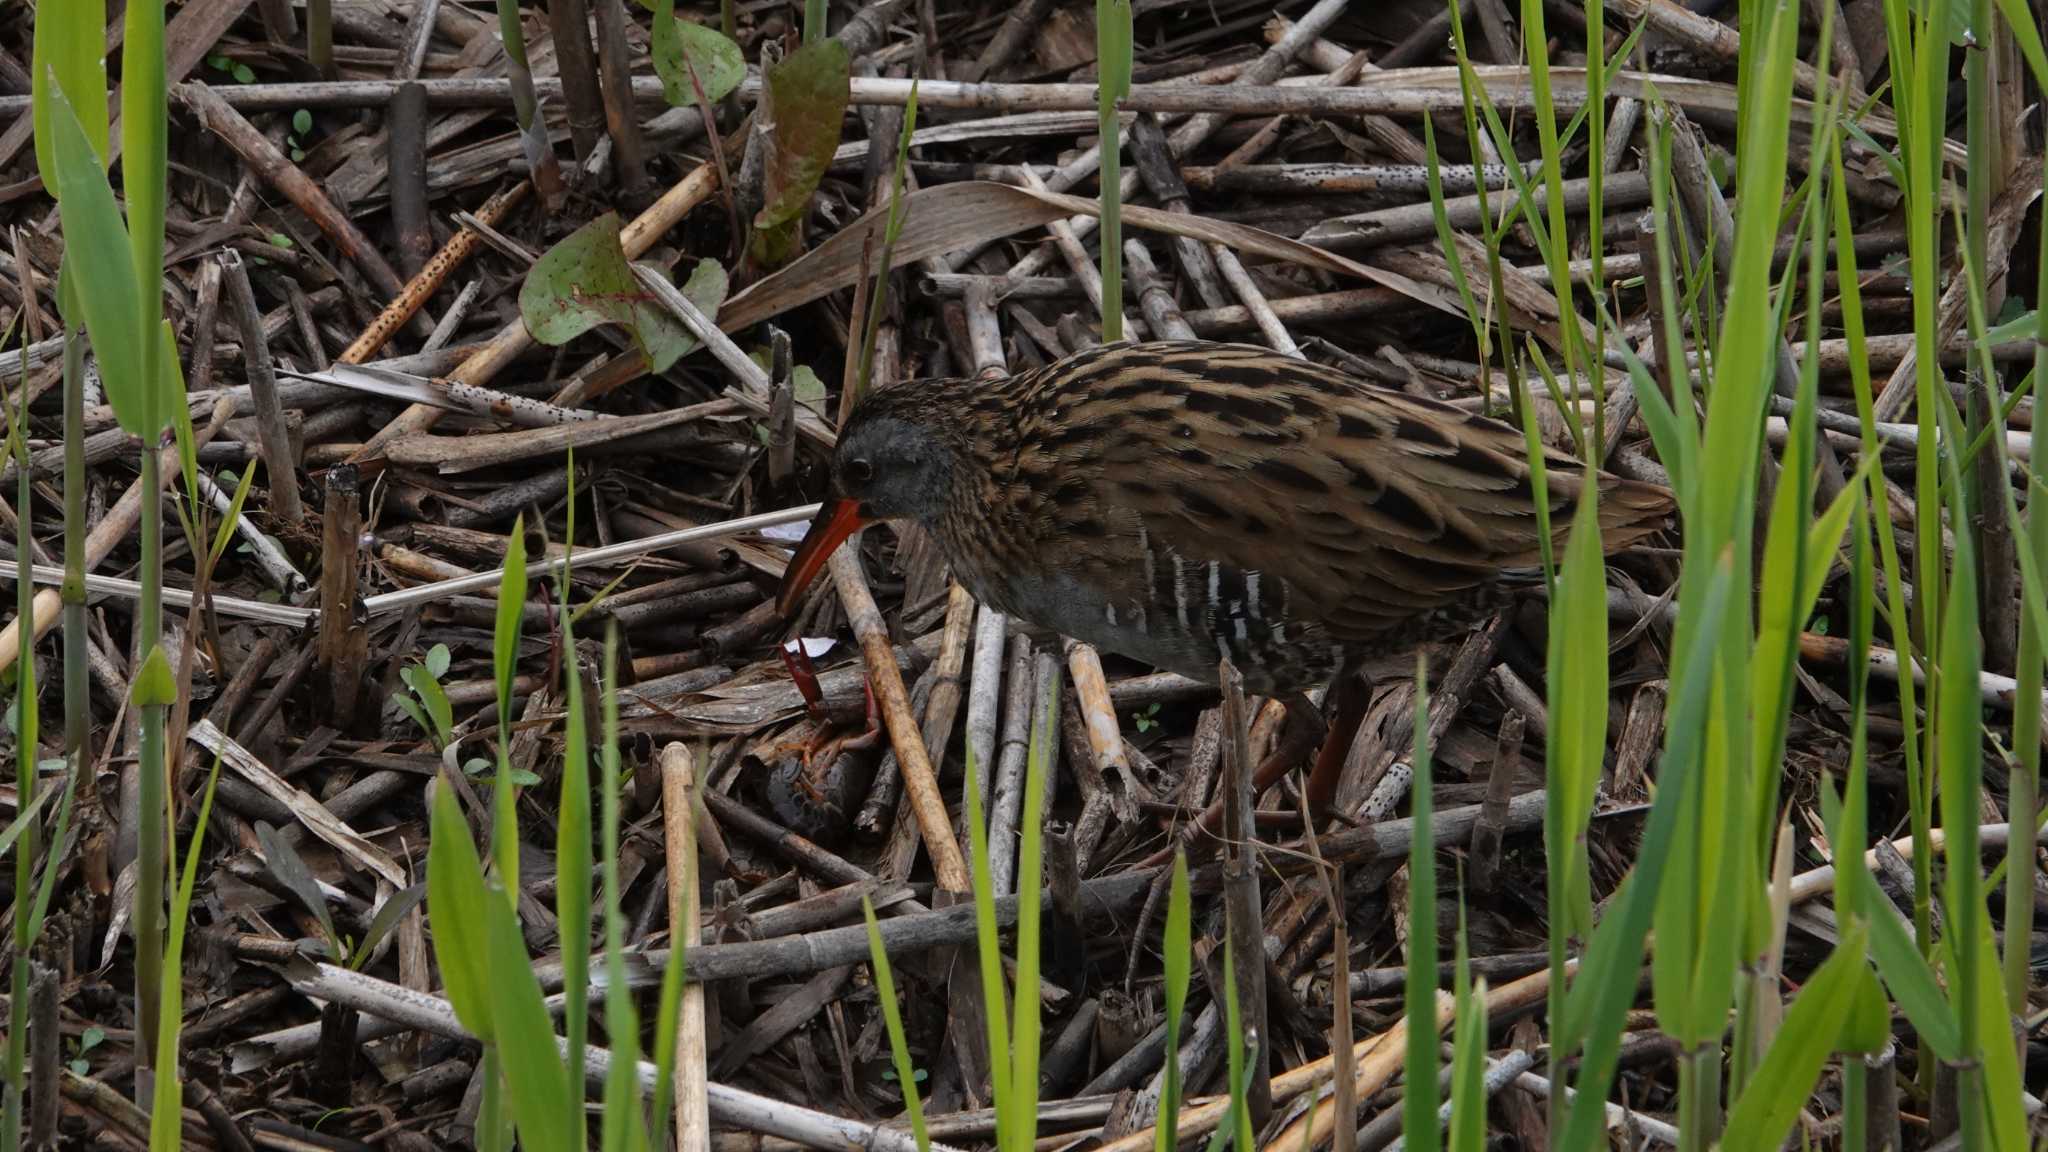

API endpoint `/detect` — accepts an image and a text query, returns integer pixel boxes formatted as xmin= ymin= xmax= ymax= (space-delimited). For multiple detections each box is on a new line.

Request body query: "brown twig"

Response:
xmin=175 ymin=82 xmax=410 ymax=302
xmin=316 ymin=465 xmax=367 ymax=730
xmin=661 ymin=742 xmax=711 ymax=1152
xmin=218 ymin=250 xmax=305 ymax=526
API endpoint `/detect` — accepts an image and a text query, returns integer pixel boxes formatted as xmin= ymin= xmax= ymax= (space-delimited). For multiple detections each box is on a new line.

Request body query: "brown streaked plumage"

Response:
xmin=778 ymin=340 xmax=1673 ymax=818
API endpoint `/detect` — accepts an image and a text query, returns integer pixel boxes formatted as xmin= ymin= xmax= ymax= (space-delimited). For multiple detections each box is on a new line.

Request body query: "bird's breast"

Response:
xmin=937 ymin=523 xmax=1347 ymax=696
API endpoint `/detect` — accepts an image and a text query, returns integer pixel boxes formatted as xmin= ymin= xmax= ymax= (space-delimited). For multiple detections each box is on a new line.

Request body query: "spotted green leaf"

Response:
xmin=652 ymin=0 xmax=745 ymax=106
xmin=520 ymin=215 xmax=726 ymax=373
xmin=750 ymin=38 xmax=849 ymax=267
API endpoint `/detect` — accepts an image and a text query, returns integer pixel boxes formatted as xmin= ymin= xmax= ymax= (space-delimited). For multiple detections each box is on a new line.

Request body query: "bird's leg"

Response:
xmin=780 ymin=643 xmax=829 ymax=723
xmin=780 ymin=644 xmax=885 ymax=760
xmin=1124 ymin=691 xmax=1327 ymax=985
xmin=1251 ymin=692 xmax=1330 ymax=795
xmin=838 ymin=676 xmax=886 ymax=753
xmin=1303 ymin=670 xmax=1372 ymax=824
xmin=1136 ymin=691 xmax=1324 ymax=869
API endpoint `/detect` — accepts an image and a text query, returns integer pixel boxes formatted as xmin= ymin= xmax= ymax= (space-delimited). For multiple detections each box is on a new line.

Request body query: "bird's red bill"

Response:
xmin=776 ymin=499 xmax=874 ymax=617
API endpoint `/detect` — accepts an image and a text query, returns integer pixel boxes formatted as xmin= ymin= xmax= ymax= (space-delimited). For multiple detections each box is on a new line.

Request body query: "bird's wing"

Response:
xmin=1006 ymin=343 xmax=1671 ymax=639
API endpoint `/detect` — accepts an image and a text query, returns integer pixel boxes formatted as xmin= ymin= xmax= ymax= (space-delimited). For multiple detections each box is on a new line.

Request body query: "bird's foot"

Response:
xmin=1303 ymin=670 xmax=1372 ymax=823
xmin=780 ymin=645 xmax=885 ymax=763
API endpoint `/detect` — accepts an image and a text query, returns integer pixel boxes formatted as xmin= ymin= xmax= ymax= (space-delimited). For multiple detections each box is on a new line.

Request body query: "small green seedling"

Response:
xmin=1131 ymin=701 xmax=1162 ymax=733
xmin=396 ymin=644 xmax=455 ymax=750
xmin=206 ymin=53 xmax=257 ymax=84
xmin=287 ymin=109 xmax=313 ymax=162
xmin=67 ymin=1027 xmax=105 ymax=1077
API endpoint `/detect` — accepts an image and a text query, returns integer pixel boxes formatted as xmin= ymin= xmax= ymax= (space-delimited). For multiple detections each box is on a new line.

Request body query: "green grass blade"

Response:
xmin=1693 ymin=0 xmax=1800 ymax=578
xmin=31 ymin=0 xmax=109 ymax=185
xmin=1641 ymin=102 xmax=1702 ymax=491
xmin=495 ymin=516 xmax=529 ymax=750
xmin=150 ymin=758 xmax=220 ymax=1152
xmin=1008 ymin=666 xmax=1059 ymax=1152
xmin=1447 ymin=894 xmax=1487 ymax=1152
xmin=41 ymin=87 xmax=143 ymax=437
xmin=648 ymin=849 xmax=691 ymax=1152
xmin=1719 ymin=922 xmax=1868 ymax=1152
xmin=427 ymin=777 xmax=495 ymax=1041
xmin=557 ymin=619 xmax=592 ymax=1118
xmin=598 ymin=625 xmax=643 ymax=1152
xmin=2005 ymin=147 xmax=2048 ymax=1009
xmin=1403 ymin=655 xmax=1440 ymax=1152
xmin=1515 ymin=0 xmax=1590 ymax=453
xmin=124 ymin=0 xmax=167 ymax=434
xmin=1420 ymin=116 xmax=1489 ymax=391
xmin=207 ymin=444 xmax=260 ymax=567
xmin=1859 ymin=877 xmax=1960 ymax=1060
xmin=1896 ymin=0 xmax=1953 ymax=964
xmin=1095 ymin=0 xmax=1132 ymax=341
xmin=1933 ymin=405 xmax=1989 ymax=1147
xmin=1156 ymin=851 xmax=1190 ymax=1152
xmin=0 ymin=781 xmax=57 ymax=867
xmin=484 ymin=894 xmax=579 ymax=1152
xmin=961 ymin=744 xmax=1013 ymax=1134
xmin=1559 ymin=552 xmax=1734 ymax=1148
xmin=349 ymin=884 xmax=426 ymax=970
xmin=24 ymin=764 xmax=78 ymax=948
xmin=864 ymin=897 xmax=930 ymax=1152
xmin=1221 ymin=927 xmax=1253 ymax=1152
xmin=853 ymin=79 xmax=919 ymax=412
xmin=1510 ymin=341 xmax=1558 ymax=589
xmin=1545 ymin=465 xmax=1610 ymax=941
xmin=1959 ymin=913 xmax=2025 ymax=1152
xmin=491 ymin=517 xmax=529 ymax=892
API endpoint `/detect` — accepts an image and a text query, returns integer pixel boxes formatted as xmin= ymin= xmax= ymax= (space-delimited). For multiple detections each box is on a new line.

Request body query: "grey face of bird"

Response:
xmin=832 ymin=415 xmax=956 ymax=526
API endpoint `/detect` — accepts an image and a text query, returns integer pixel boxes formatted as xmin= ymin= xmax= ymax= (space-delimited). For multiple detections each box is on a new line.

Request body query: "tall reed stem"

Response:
xmin=62 ymin=328 xmax=87 ymax=845
xmin=4 ymin=340 xmax=33 ymax=1152
xmin=134 ymin=445 xmax=165 ymax=1082
xmin=2005 ymin=147 xmax=2048 ymax=1011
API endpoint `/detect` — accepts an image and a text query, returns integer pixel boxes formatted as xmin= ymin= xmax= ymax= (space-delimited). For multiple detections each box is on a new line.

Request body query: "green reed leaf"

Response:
xmin=865 ymin=896 xmax=929 ymax=1152
xmin=961 ymin=744 xmax=1014 ymax=1139
xmin=32 ymin=0 xmax=109 ymax=187
xmin=1008 ymin=665 xmax=1058 ymax=1152
xmin=427 ymin=777 xmax=495 ymax=1041
xmin=1560 ymin=552 xmax=1733 ymax=1147
xmin=1719 ymin=921 xmax=1868 ymax=1152
xmin=1545 ymin=466 xmax=1608 ymax=939
xmin=43 ymin=85 xmax=145 ymax=437
xmin=1859 ymin=876 xmax=1960 ymax=1060
xmin=150 ymin=758 xmax=219 ymax=1152
xmin=1404 ymin=653 xmax=1441 ymax=1152
xmin=557 ymin=609 xmax=592 ymax=1111
xmin=124 ymin=0 xmax=168 ymax=435
xmin=484 ymin=892 xmax=578 ymax=1152
xmin=1095 ymin=0 xmax=1131 ymax=341
xmin=1156 ymin=850 xmax=1190 ymax=1152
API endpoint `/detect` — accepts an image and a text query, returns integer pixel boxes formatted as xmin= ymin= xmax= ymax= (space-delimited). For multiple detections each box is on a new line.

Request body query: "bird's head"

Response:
xmin=829 ymin=412 xmax=958 ymax=525
xmin=775 ymin=389 xmax=968 ymax=617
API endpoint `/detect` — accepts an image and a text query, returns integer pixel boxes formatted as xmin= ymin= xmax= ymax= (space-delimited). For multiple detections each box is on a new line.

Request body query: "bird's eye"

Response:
xmin=846 ymin=458 xmax=874 ymax=486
